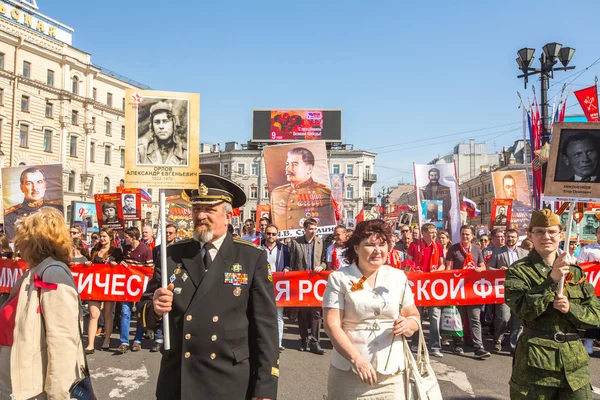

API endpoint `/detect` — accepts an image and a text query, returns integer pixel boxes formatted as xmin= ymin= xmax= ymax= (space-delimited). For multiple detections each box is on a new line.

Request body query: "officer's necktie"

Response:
xmin=203 ymin=243 xmax=214 ymax=270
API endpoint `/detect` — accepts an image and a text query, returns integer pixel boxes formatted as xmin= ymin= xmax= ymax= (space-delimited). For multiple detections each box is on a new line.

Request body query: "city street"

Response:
xmin=87 ymin=318 xmax=600 ymax=399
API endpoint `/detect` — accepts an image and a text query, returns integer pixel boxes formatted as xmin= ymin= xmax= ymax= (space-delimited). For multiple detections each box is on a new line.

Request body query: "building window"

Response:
xmin=223 ymin=164 xmax=229 ymax=175
xmin=0 ymin=88 xmax=3 ymax=105
xmin=250 ymin=210 xmax=256 ymax=222
xmin=121 ymin=125 xmax=125 ymax=139
xmin=45 ymin=102 xmax=53 ymax=118
xmin=106 ymin=121 xmax=111 ymax=136
xmin=21 ymin=95 xmax=29 ymax=112
xmin=104 ymin=145 xmax=111 ymax=165
xmin=332 ymin=164 xmax=340 ymax=174
xmin=0 ymin=53 xmax=4 ymax=70
xmin=43 ymin=129 xmax=52 ymax=152
xmin=71 ymin=110 xmax=78 ymax=125
xmin=91 ymin=117 xmax=96 ymax=128
xmin=238 ymin=163 xmax=245 ymax=175
xmin=263 ymin=186 xmax=269 ymax=199
xmin=347 ymin=210 xmax=354 ymax=220
xmin=68 ymin=171 xmax=76 ymax=192
xmin=346 ymin=184 xmax=354 ymax=199
xmin=250 ymin=186 xmax=258 ymax=199
xmin=120 ymin=148 xmax=125 ymax=168
xmin=103 ymin=177 xmax=110 ymax=193
xmin=90 ymin=141 xmax=96 ymax=163
xmin=22 ymin=61 xmax=31 ymax=78
xmin=119 ymin=179 xmax=125 ymax=187
xmin=347 ymin=164 xmax=354 ymax=176
xmin=69 ymin=135 xmax=77 ymax=157
xmin=365 ymin=189 xmax=371 ymax=199
xmin=19 ymin=124 xmax=28 ymax=147
xmin=107 ymin=93 xmax=113 ymax=107
xmin=71 ymin=76 xmax=79 ymax=95
xmin=92 ymin=87 xmax=97 ymax=101
xmin=47 ymin=69 xmax=54 ymax=86
xmin=251 ymin=163 xmax=258 ymax=176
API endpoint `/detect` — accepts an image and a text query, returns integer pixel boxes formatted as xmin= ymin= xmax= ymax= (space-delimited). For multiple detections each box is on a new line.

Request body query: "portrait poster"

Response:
xmin=346 ymin=218 xmax=356 ymax=230
xmin=580 ymin=212 xmax=600 ymax=242
xmin=559 ymin=211 xmax=578 ymax=235
xmin=256 ymin=204 xmax=271 ymax=227
xmin=164 ymin=189 xmax=193 ymax=233
xmin=264 ymin=141 xmax=336 ymax=237
xmin=414 ymin=163 xmax=461 ymax=243
xmin=115 ymin=188 xmax=141 ymax=221
xmin=490 ymin=199 xmax=513 ymax=231
xmin=72 ymin=201 xmax=97 ymax=232
xmin=383 ymin=213 xmax=399 ymax=228
xmin=1 ymin=164 xmax=64 ymax=241
xmin=492 ymin=170 xmax=531 ymax=236
xmin=545 ymin=123 xmax=600 ymax=201
xmin=399 ymin=212 xmax=413 ymax=226
xmin=329 ymin=173 xmax=345 ymax=223
xmin=94 ymin=194 xmax=124 ymax=230
xmin=420 ymin=200 xmax=443 ymax=228
xmin=124 ymin=89 xmax=200 ymax=190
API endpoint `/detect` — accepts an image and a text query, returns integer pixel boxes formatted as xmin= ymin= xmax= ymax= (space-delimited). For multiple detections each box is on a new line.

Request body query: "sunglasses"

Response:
xmin=91 ymin=237 xmax=98 ymax=240
xmin=401 ymin=230 xmax=409 ymax=233
xmin=166 ymin=231 xmax=176 ymax=235
xmin=70 ymin=231 xmax=79 ymax=235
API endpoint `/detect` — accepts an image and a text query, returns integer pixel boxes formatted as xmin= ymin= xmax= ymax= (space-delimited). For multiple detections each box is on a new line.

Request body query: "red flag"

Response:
xmin=558 ymin=96 xmax=568 ymax=122
xmin=574 ymin=86 xmax=599 ymax=122
xmin=232 ymin=208 xmax=241 ymax=217
xmin=356 ymin=208 xmax=365 ymax=223
xmin=331 ymin=198 xmax=341 ymax=221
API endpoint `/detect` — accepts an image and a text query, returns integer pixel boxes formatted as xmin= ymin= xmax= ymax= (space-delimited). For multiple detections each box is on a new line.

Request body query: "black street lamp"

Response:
xmin=516 ymin=42 xmax=576 ymax=144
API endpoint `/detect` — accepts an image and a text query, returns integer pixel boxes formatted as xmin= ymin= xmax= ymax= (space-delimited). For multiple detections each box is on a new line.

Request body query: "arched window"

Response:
xmin=72 ymin=76 xmax=79 ymax=95
xmin=103 ymin=177 xmax=110 ymax=193
xmin=119 ymin=179 xmax=125 ymax=187
xmin=68 ymin=171 xmax=76 ymax=192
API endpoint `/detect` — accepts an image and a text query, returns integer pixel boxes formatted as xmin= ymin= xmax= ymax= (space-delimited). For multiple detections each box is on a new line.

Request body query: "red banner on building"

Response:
xmin=574 ymin=86 xmax=599 ymax=122
xmin=490 ymin=199 xmax=512 ymax=231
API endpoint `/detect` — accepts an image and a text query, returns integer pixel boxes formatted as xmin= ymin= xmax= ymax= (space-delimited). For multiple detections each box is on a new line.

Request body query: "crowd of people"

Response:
xmin=2 ymin=173 xmax=600 ymax=399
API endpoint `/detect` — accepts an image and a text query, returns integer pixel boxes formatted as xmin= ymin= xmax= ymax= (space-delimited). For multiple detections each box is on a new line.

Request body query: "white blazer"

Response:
xmin=323 ymin=263 xmax=414 ymax=375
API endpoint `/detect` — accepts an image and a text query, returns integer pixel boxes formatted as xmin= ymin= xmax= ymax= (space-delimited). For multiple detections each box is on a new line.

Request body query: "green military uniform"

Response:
xmin=270 ymin=178 xmax=336 ymax=231
xmin=505 ymin=249 xmax=600 ymax=399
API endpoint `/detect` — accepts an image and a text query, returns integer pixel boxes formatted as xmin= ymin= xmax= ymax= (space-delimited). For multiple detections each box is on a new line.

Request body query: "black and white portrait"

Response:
xmin=555 ymin=130 xmax=600 ymax=182
xmin=122 ymin=193 xmax=137 ymax=214
xmin=136 ymin=97 xmax=189 ymax=166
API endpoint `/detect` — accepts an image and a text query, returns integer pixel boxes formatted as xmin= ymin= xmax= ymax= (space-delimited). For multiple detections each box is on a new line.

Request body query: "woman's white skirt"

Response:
xmin=327 ymin=365 xmax=405 ymax=400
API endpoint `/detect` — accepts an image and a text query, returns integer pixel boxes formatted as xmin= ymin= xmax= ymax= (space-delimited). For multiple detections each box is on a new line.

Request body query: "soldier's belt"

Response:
xmin=522 ymin=327 xmax=580 ymax=343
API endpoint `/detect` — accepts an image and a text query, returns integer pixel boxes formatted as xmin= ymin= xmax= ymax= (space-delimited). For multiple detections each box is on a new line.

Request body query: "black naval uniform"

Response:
xmin=4 ymin=199 xmax=63 ymax=239
xmin=138 ymin=233 xmax=279 ymax=400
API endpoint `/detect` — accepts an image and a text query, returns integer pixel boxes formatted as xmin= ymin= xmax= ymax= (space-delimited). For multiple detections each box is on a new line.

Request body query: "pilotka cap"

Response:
xmin=529 ymin=209 xmax=561 ymax=229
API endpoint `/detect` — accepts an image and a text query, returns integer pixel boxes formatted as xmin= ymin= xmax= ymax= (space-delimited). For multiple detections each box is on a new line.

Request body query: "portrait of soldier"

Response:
xmin=4 ymin=167 xmax=63 ymax=240
xmin=271 ymin=147 xmax=336 ymax=230
xmin=582 ymin=214 xmax=599 ymax=236
xmin=122 ymin=194 xmax=136 ymax=214
xmin=137 ymin=101 xmax=188 ymax=166
xmin=420 ymin=168 xmax=451 ymax=233
xmin=494 ymin=206 xmax=508 ymax=227
xmin=425 ymin=201 xmax=440 ymax=221
xmin=558 ymin=133 xmax=600 ymax=182
xmin=102 ymin=202 xmax=120 ymax=224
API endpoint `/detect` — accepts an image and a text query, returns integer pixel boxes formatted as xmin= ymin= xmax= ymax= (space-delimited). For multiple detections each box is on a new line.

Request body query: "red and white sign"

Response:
xmin=574 ymin=86 xmax=599 ymax=122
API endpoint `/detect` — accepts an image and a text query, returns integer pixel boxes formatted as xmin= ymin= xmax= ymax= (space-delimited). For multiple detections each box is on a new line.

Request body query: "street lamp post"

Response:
xmin=516 ymin=43 xmax=576 ymax=144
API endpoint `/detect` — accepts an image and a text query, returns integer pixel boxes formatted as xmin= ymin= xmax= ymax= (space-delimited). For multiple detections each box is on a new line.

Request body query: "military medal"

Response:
xmin=173 ymin=287 xmax=182 ymax=294
xmin=182 ymin=272 xmax=188 ymax=282
xmin=170 ymin=274 xmax=176 ymax=283
xmin=233 ymin=287 xmax=242 ymax=296
xmin=231 ymin=263 xmax=242 ymax=273
xmin=174 ymin=264 xmax=182 ymax=274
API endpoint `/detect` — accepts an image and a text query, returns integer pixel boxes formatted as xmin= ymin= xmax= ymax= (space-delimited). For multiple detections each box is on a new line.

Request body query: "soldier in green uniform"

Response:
xmin=504 ymin=209 xmax=600 ymax=399
xmin=270 ymin=147 xmax=335 ymax=231
xmin=4 ymin=167 xmax=63 ymax=240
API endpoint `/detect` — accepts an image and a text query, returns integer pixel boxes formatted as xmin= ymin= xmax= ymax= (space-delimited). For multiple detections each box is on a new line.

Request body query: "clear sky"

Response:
xmin=42 ymin=0 xmax=599 ymax=193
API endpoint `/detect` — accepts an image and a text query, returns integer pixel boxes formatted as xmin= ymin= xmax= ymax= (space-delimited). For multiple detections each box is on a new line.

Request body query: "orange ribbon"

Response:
xmin=350 ymin=276 xmax=368 ymax=292
xmin=562 ymin=271 xmax=586 ymax=294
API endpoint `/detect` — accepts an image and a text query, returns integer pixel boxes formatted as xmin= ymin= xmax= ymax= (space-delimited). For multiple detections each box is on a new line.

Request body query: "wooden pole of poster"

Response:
xmin=159 ymin=191 xmax=170 ymax=350
xmin=561 ymin=202 xmax=577 ymax=291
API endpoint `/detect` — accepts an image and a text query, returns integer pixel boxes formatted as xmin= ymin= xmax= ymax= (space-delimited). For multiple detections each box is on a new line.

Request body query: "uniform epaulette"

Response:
xmin=234 ymin=238 xmax=262 ymax=250
xmin=4 ymin=203 xmax=23 ymax=214
xmin=44 ymin=200 xmax=63 ymax=206
xmin=171 ymin=238 xmax=193 ymax=246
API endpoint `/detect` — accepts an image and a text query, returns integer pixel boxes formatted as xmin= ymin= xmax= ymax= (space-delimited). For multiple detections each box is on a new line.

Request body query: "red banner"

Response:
xmin=574 ymin=86 xmax=599 ymax=122
xmin=0 ymin=260 xmax=153 ymax=302
xmin=3 ymin=261 xmax=600 ymax=306
xmin=490 ymin=199 xmax=512 ymax=231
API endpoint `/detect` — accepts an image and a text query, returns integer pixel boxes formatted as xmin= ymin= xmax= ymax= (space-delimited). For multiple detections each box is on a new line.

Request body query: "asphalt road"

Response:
xmin=86 ymin=319 xmax=600 ymax=399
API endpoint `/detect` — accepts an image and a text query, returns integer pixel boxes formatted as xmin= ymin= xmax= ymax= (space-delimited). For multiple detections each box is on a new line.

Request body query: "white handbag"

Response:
xmin=401 ymin=322 xmax=443 ymax=400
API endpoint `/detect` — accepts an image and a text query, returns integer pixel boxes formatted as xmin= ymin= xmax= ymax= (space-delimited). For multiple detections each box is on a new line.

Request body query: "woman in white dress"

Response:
xmin=323 ymin=219 xmax=420 ymax=400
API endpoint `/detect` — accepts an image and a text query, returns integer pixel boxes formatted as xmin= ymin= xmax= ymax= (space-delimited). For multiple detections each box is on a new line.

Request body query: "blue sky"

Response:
xmin=42 ymin=0 xmax=599 ymax=192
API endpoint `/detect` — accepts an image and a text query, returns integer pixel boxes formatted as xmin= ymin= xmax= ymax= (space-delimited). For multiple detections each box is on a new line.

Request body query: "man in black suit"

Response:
xmin=560 ymin=133 xmax=600 ymax=182
xmin=420 ymin=168 xmax=452 ymax=234
xmin=138 ymin=173 xmax=279 ymax=400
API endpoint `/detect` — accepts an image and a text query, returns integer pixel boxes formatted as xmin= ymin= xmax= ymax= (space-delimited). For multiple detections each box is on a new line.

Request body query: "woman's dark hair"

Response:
xmin=72 ymin=237 xmax=90 ymax=260
xmin=90 ymin=227 xmax=116 ymax=261
xmin=344 ymin=219 xmax=393 ymax=265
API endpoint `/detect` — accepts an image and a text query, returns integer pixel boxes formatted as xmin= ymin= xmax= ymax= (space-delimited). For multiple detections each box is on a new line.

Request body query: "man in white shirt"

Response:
xmin=241 ymin=218 xmax=261 ymax=243
xmin=326 ymin=225 xmax=349 ymax=270
xmin=577 ymin=226 xmax=600 ymax=354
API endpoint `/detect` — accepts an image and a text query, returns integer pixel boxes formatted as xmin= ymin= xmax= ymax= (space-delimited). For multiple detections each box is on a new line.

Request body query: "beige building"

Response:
xmin=200 ymin=142 xmax=377 ymax=225
xmin=0 ymin=0 xmax=151 ymax=225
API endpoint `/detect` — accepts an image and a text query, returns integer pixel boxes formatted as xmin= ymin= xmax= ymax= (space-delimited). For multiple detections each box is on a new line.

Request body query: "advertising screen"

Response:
xmin=252 ymin=109 xmax=342 ymax=142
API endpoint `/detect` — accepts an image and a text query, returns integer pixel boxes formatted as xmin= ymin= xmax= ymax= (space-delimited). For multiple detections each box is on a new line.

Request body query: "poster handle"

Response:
xmin=561 ymin=202 xmax=577 ymax=292
xmin=159 ymin=190 xmax=170 ymax=350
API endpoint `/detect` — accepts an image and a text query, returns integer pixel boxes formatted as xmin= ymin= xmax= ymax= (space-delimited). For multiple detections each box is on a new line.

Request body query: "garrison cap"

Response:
xmin=529 ymin=209 xmax=561 ymax=230
xmin=184 ymin=173 xmax=246 ymax=209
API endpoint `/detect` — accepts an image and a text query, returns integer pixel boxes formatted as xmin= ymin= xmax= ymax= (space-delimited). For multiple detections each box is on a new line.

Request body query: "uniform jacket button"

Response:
xmin=210 ymin=353 xmax=216 ymax=360
xmin=185 ymin=334 xmax=191 ymax=340
xmin=212 ymin=316 xmax=219 ymax=322
xmin=211 ymin=335 xmax=217 ymax=341
xmin=186 ymin=315 xmax=193 ymax=321
xmin=184 ymin=352 xmax=190 ymax=358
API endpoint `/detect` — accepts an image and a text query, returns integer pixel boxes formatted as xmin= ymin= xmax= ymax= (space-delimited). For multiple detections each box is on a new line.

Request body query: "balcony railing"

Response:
xmin=364 ymin=173 xmax=377 ymax=182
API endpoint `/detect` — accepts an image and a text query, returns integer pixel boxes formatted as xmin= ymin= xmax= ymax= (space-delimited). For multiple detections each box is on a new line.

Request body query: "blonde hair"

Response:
xmin=14 ymin=208 xmax=71 ymax=267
